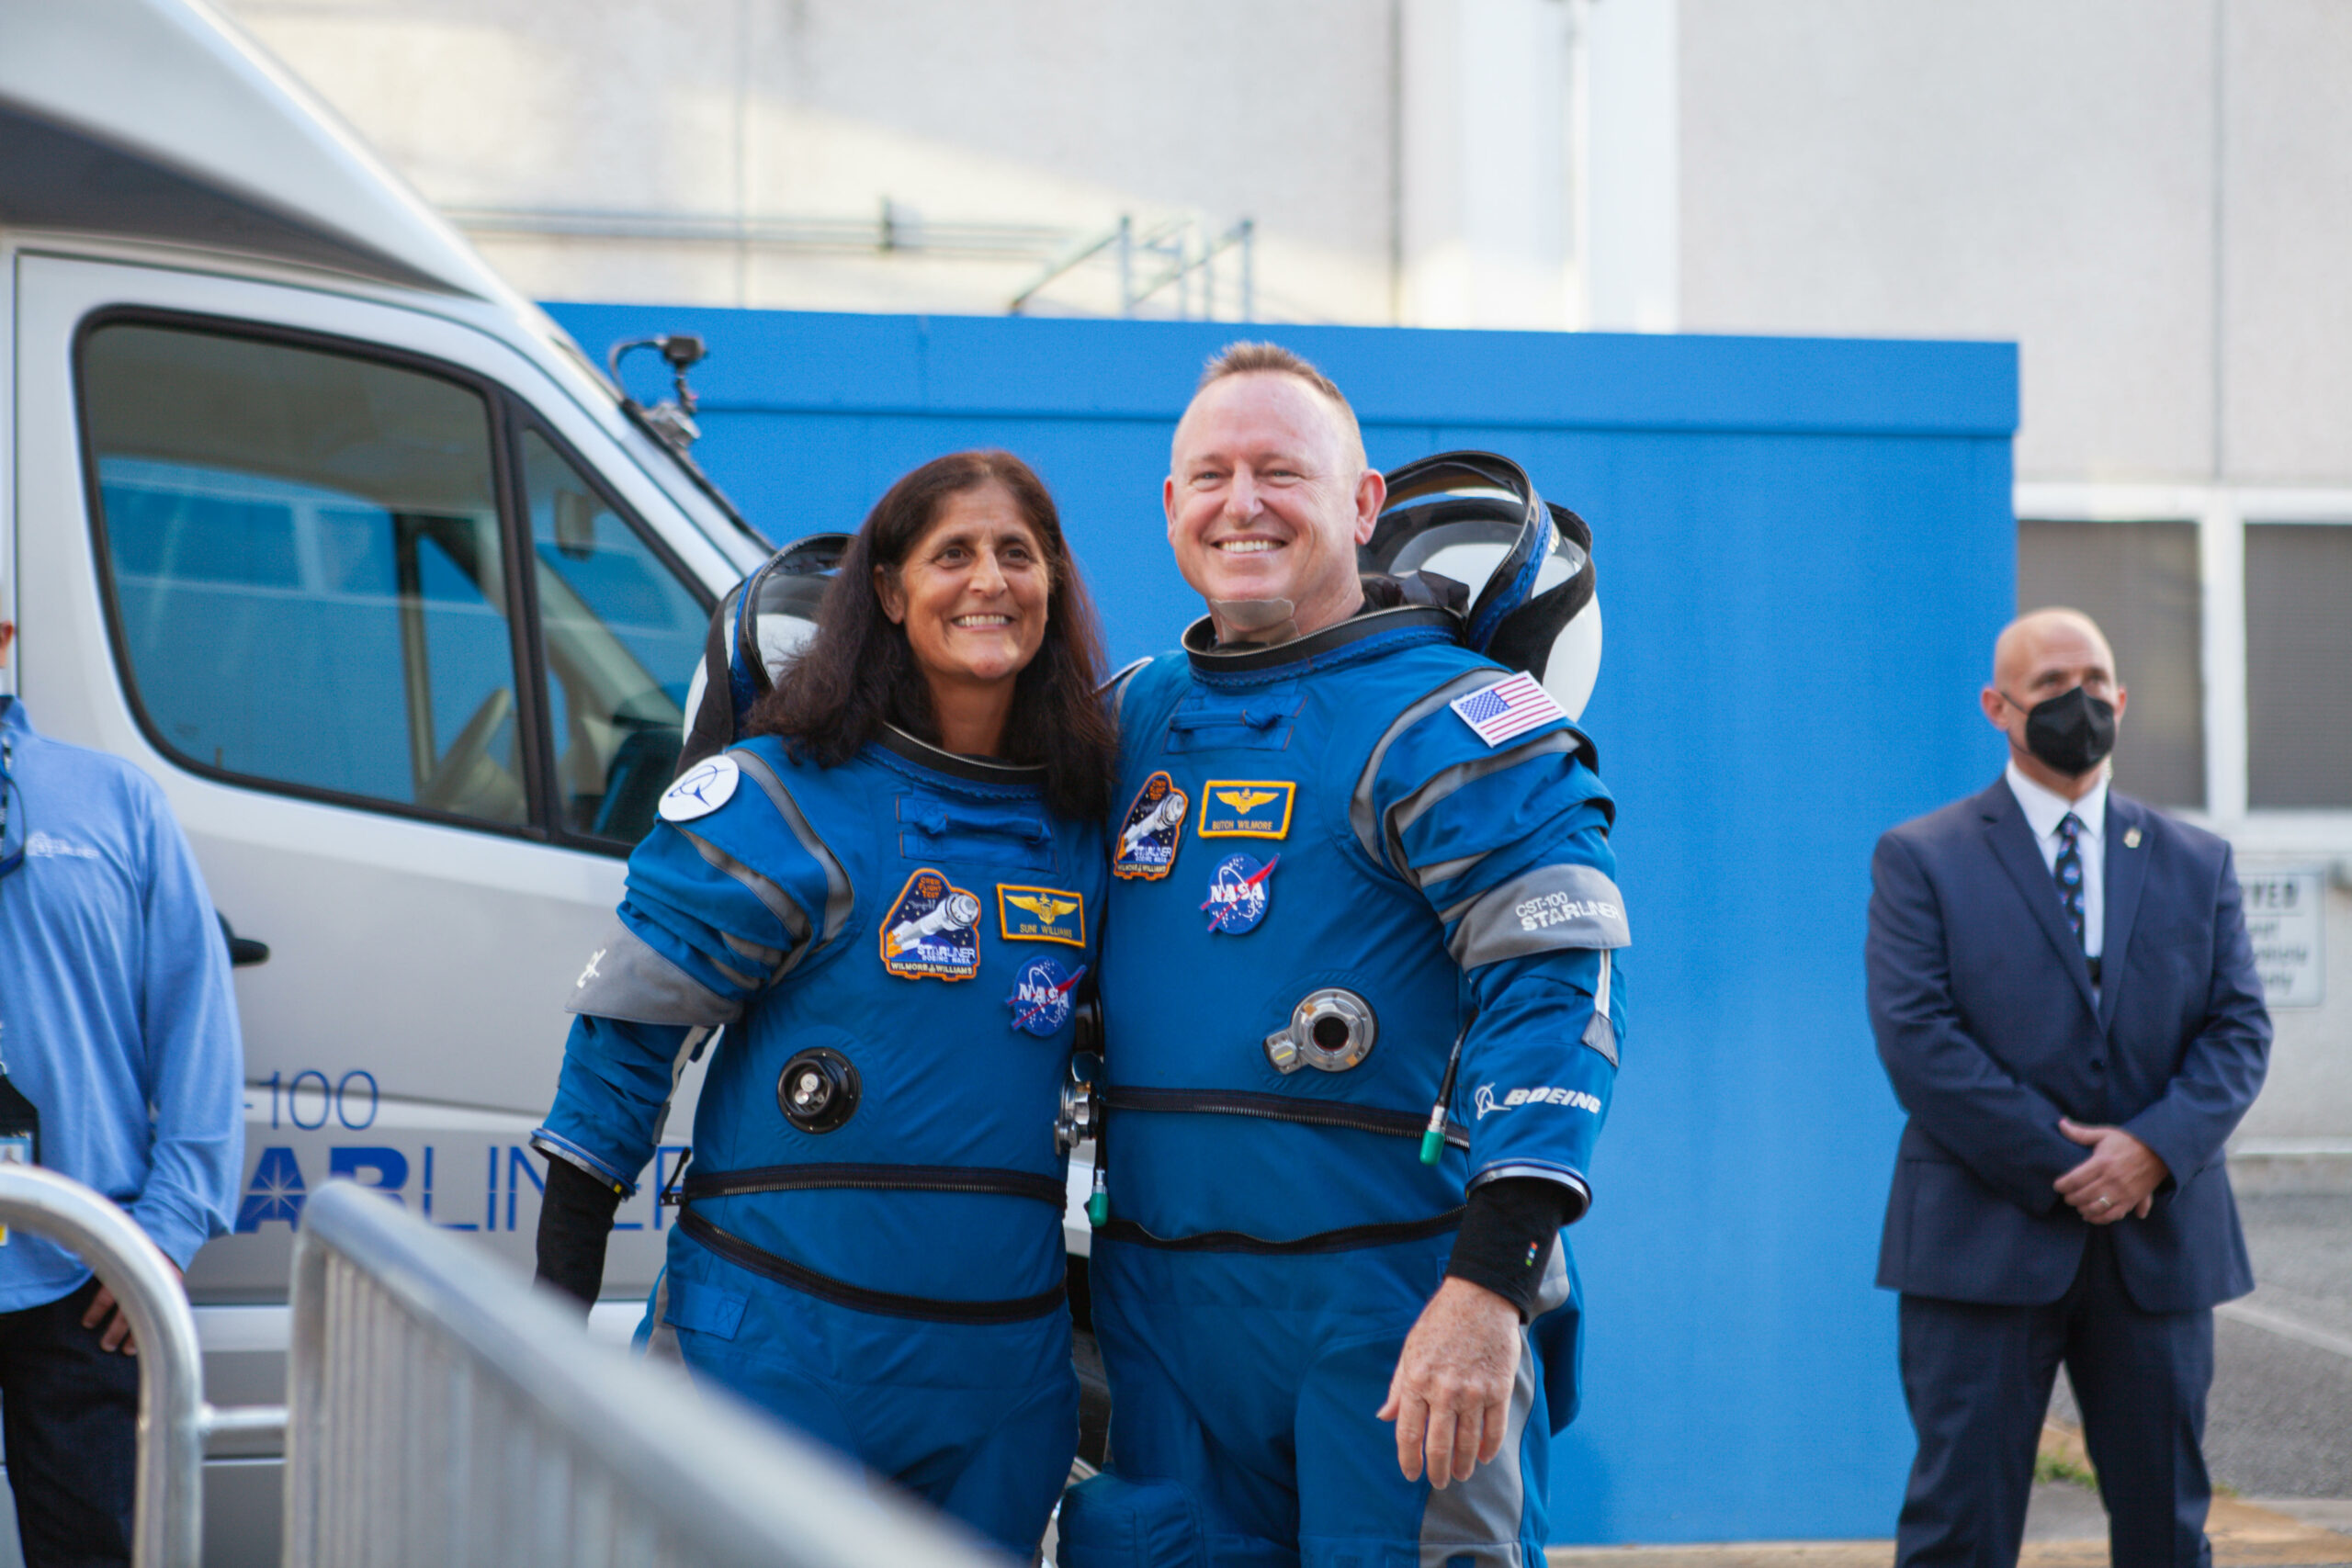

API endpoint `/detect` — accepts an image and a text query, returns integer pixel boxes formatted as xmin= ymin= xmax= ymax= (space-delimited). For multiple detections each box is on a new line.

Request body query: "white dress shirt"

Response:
xmin=2006 ymin=759 xmax=2109 ymax=961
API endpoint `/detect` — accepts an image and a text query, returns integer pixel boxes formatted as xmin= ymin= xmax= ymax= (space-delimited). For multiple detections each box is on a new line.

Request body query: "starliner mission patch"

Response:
xmin=880 ymin=868 xmax=983 ymax=980
xmin=1114 ymin=772 xmax=1188 ymax=880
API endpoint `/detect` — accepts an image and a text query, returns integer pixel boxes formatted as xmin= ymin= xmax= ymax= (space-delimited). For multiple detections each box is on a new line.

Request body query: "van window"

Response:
xmin=519 ymin=428 xmax=704 ymax=842
xmin=83 ymin=322 xmax=527 ymax=826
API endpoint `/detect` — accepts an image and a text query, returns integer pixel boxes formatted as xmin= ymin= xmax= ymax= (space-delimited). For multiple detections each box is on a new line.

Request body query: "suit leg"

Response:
xmin=1895 ymin=1292 xmax=2065 ymax=1568
xmin=2063 ymin=1232 xmax=2215 ymax=1568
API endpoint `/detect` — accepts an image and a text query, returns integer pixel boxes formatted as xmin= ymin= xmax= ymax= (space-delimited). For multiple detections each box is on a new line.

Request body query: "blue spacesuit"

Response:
xmin=1062 ymin=601 xmax=1626 ymax=1568
xmin=533 ymin=727 xmax=1103 ymax=1554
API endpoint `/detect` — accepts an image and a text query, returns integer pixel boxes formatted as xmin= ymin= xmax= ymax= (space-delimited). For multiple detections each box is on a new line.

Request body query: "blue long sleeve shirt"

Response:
xmin=0 ymin=697 xmax=244 ymax=1307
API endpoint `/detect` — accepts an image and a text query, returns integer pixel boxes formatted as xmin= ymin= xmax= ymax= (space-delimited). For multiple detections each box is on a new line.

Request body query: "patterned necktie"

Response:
xmin=2053 ymin=813 xmax=2086 ymax=950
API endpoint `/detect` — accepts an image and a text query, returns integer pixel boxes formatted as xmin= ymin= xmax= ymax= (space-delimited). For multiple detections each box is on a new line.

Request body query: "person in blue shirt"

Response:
xmin=1059 ymin=345 xmax=1626 ymax=1568
xmin=0 ymin=617 xmax=244 ymax=1568
xmin=529 ymin=451 xmax=1116 ymax=1558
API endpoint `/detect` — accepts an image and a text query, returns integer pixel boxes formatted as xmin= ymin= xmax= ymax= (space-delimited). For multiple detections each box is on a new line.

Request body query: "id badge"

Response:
xmin=0 ymin=1134 xmax=28 ymax=1246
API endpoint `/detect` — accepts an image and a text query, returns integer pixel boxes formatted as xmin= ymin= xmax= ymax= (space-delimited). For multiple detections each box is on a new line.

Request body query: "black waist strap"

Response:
xmin=677 ymin=1162 xmax=1066 ymax=1207
xmin=676 ymin=1208 xmax=1068 ymax=1325
xmin=1093 ymin=1207 xmax=1466 ymax=1256
xmin=1102 ymin=1086 xmax=1470 ymax=1151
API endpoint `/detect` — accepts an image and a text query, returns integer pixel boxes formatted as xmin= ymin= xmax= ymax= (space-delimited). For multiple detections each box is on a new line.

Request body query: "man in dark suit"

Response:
xmin=1868 ymin=607 xmax=2270 ymax=1568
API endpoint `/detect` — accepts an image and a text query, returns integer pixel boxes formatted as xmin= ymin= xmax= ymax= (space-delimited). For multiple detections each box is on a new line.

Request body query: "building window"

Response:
xmin=2245 ymin=522 xmax=2352 ymax=810
xmin=2017 ymin=520 xmax=2205 ymax=809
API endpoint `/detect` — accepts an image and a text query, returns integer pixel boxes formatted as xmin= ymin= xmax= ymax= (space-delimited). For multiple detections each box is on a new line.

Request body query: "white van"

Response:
xmin=2 ymin=1 xmax=779 ymax=1556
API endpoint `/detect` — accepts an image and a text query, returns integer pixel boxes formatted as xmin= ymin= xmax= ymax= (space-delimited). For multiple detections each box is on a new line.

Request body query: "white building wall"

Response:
xmin=2222 ymin=0 xmax=2352 ymax=483
xmin=1397 ymin=0 xmax=1577 ymax=331
xmin=220 ymin=0 xmax=1404 ymax=321
xmin=1679 ymin=0 xmax=2222 ymax=484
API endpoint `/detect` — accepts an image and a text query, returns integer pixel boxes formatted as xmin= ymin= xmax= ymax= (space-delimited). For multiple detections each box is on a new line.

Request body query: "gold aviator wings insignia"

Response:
xmin=1218 ymin=788 xmax=1279 ymax=814
xmin=1007 ymin=893 xmax=1080 ymax=922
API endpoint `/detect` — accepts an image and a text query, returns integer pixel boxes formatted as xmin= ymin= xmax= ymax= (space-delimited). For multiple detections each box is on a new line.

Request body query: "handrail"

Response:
xmin=0 ymin=1166 xmax=218 ymax=1568
xmin=287 ymin=1179 xmax=1011 ymax=1567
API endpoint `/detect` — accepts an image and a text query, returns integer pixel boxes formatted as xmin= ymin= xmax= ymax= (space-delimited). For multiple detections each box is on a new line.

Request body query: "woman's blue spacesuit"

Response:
xmin=534 ymin=727 xmax=1104 ymax=1553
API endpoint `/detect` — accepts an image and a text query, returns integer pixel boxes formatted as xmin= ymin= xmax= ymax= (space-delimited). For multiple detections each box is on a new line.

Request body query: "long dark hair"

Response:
xmin=746 ymin=450 xmax=1116 ymax=820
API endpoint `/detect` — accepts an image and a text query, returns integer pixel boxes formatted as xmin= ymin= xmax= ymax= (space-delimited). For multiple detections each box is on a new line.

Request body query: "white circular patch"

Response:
xmin=659 ymin=754 xmax=741 ymax=823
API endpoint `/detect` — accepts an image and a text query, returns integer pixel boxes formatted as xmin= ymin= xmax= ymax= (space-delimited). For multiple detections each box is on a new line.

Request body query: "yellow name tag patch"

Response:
xmin=1198 ymin=781 xmax=1295 ymax=840
xmin=997 ymin=885 xmax=1087 ymax=947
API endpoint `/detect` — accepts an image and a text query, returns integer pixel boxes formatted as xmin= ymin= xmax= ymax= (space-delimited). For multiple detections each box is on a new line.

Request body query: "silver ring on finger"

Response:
xmin=2095 ymin=1195 xmax=2112 ymax=1209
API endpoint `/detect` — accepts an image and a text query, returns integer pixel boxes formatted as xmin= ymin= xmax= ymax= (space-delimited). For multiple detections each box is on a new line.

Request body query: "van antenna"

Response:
xmin=603 ymin=334 xmax=771 ymax=549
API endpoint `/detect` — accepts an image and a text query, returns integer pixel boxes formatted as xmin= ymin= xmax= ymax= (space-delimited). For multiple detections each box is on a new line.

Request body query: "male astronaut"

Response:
xmin=1060 ymin=344 xmax=1625 ymax=1568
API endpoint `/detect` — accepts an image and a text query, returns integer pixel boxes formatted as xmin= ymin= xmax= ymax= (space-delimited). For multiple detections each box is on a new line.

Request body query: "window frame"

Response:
xmin=503 ymin=405 xmax=718 ymax=853
xmin=2015 ymin=481 xmax=2352 ymax=852
xmin=74 ymin=306 xmax=714 ymax=855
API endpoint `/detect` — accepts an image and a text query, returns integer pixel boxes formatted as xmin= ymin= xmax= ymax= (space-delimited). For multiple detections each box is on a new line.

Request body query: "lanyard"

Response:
xmin=0 ymin=735 xmax=21 ymax=882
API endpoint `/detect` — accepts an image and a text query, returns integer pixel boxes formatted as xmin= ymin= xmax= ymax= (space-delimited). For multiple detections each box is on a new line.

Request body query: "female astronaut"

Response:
xmin=529 ymin=449 xmax=1114 ymax=1554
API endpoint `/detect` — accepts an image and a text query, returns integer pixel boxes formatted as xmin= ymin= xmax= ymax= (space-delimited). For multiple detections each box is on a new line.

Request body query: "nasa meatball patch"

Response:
xmin=658 ymin=754 xmax=741 ymax=822
xmin=1007 ymin=954 xmax=1085 ymax=1037
xmin=1202 ymin=852 xmax=1278 ymax=935
xmin=1113 ymin=771 xmax=1188 ymax=881
xmin=880 ymin=868 xmax=983 ymax=980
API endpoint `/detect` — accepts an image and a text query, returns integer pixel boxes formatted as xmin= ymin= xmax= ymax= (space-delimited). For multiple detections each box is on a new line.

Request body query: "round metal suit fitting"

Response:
xmin=1262 ymin=989 xmax=1377 ymax=1076
xmin=1056 ymin=1051 xmax=1103 ymax=1156
xmin=777 ymin=1046 xmax=860 ymax=1134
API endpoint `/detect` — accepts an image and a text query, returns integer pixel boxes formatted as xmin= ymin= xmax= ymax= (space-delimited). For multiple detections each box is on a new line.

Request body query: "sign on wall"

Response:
xmin=2243 ymin=869 xmax=2326 ymax=1008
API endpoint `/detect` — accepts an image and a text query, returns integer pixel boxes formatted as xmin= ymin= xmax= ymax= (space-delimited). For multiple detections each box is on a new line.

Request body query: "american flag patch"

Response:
xmin=1449 ymin=673 xmax=1566 ymax=748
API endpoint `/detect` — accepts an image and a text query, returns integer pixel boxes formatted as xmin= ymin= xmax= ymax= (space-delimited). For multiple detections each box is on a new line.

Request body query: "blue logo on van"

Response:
xmin=234 ymin=1146 xmax=308 ymax=1232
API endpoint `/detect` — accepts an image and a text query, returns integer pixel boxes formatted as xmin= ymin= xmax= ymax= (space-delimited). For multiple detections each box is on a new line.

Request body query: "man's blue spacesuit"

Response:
xmin=1061 ymin=599 xmax=1625 ymax=1568
xmin=532 ymin=728 xmax=1103 ymax=1554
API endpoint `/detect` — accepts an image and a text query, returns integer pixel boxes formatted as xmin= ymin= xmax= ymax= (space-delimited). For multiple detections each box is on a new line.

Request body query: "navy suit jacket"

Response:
xmin=1868 ymin=778 xmax=2270 ymax=1312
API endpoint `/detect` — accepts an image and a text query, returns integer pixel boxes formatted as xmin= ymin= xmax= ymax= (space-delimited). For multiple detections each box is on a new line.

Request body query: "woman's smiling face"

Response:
xmin=877 ymin=481 xmax=1052 ymax=693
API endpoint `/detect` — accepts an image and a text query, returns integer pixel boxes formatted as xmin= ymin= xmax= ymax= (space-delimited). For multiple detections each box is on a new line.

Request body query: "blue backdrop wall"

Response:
xmin=548 ymin=304 xmax=2020 ymax=1546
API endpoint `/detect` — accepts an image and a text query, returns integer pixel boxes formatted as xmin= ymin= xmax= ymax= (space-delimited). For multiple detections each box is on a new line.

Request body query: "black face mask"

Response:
xmin=2009 ymin=684 xmax=2116 ymax=776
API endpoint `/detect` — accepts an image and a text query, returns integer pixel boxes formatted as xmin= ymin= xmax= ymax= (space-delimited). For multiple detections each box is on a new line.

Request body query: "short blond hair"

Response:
xmin=1194 ymin=342 xmax=1366 ymax=469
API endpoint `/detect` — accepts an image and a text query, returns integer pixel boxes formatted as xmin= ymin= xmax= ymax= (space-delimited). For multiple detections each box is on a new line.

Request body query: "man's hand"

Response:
xmin=1377 ymin=1276 xmax=1521 ymax=1489
xmin=2053 ymin=1118 xmax=2167 ymax=1224
xmin=81 ymin=1261 xmax=185 ymax=1356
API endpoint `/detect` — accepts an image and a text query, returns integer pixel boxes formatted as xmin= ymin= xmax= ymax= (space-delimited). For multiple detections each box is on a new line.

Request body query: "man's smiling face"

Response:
xmin=1162 ymin=372 xmax=1382 ymax=641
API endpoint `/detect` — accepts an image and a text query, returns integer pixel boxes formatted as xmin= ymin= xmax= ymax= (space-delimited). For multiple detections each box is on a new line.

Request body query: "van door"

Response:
xmin=13 ymin=254 xmax=733 ymax=1306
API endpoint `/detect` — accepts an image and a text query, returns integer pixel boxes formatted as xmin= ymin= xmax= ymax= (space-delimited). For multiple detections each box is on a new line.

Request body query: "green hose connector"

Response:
xmin=1088 ymin=1166 xmax=1109 ymax=1225
xmin=1419 ymin=1100 xmax=1453 ymax=1167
